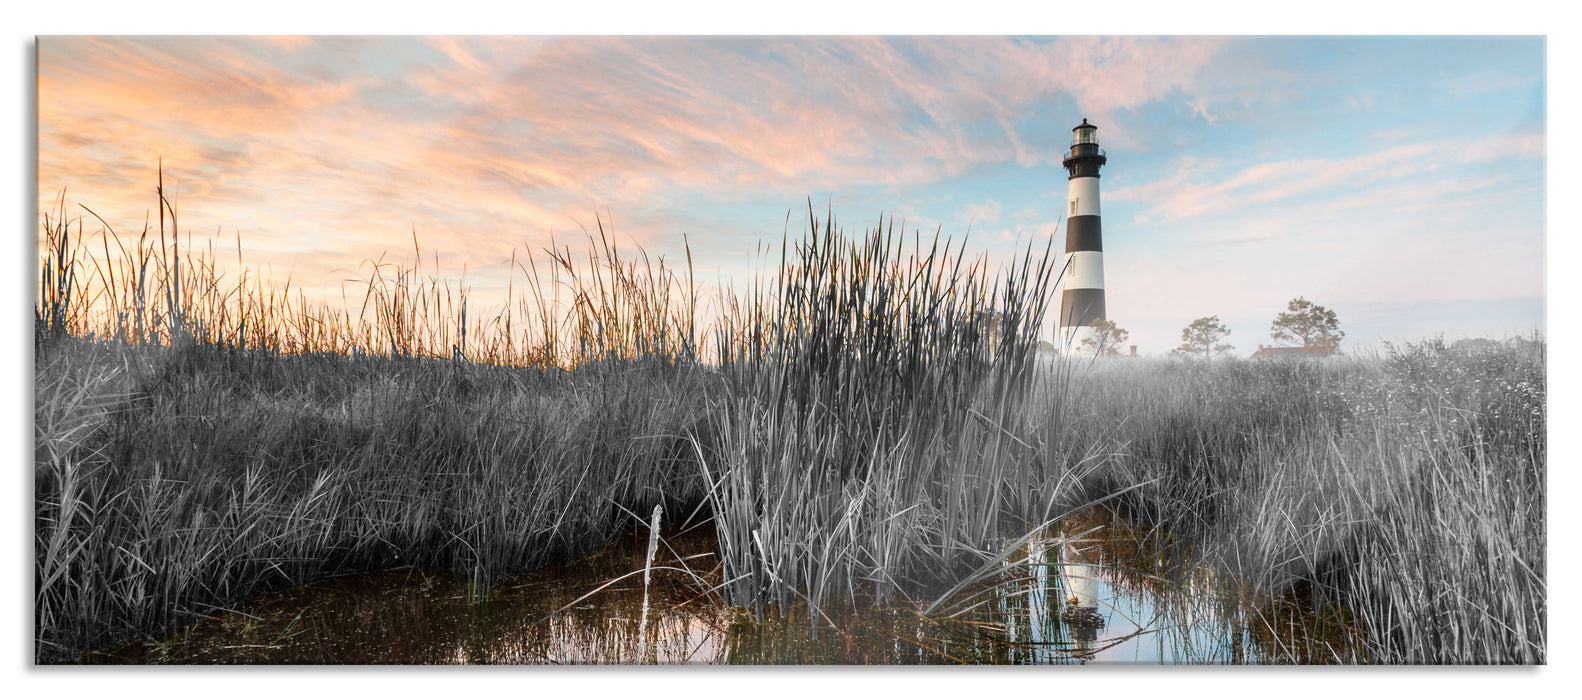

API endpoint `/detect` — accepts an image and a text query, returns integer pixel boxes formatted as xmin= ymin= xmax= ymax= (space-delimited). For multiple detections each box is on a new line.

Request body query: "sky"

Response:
xmin=35 ymin=35 xmax=1546 ymax=355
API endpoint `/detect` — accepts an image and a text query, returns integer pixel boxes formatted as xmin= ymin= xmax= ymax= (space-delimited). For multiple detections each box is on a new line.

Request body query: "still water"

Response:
xmin=81 ymin=506 xmax=1357 ymax=664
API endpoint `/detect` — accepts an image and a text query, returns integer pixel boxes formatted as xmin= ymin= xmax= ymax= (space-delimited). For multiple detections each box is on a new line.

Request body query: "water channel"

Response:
xmin=80 ymin=506 xmax=1358 ymax=664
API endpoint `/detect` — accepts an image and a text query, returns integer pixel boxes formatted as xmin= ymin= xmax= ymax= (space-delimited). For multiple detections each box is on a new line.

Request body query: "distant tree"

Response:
xmin=1173 ymin=316 xmax=1234 ymax=359
xmin=1077 ymin=319 xmax=1129 ymax=357
xmin=1451 ymin=337 xmax=1500 ymax=354
xmin=1505 ymin=334 xmax=1544 ymax=353
xmin=974 ymin=309 xmax=1006 ymax=348
xmin=1269 ymin=297 xmax=1344 ymax=351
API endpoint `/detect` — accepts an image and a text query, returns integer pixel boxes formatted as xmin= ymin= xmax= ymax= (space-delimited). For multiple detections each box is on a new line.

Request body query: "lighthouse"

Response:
xmin=1059 ymin=118 xmax=1108 ymax=355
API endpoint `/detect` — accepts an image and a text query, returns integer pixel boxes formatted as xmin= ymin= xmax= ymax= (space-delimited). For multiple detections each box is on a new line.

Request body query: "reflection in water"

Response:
xmin=80 ymin=508 xmax=1362 ymax=664
xmin=957 ymin=506 xmax=1364 ymax=664
xmin=81 ymin=521 xmax=736 ymax=664
xmin=986 ymin=508 xmax=1251 ymax=664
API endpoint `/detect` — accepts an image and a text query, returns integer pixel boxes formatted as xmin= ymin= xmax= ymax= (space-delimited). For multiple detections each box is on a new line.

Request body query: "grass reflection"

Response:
xmin=81 ymin=504 xmax=1365 ymax=664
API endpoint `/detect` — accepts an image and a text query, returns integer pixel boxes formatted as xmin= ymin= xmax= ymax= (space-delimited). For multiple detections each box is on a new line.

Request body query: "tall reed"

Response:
xmin=700 ymin=207 xmax=1068 ymax=621
xmin=35 ymin=169 xmax=701 ymax=369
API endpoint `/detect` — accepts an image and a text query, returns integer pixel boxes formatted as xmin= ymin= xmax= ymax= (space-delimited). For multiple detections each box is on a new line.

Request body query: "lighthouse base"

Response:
xmin=1057 ymin=324 xmax=1109 ymax=357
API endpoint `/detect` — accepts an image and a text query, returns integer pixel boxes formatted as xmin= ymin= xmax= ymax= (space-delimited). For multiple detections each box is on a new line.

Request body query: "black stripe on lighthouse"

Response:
xmin=1061 ymin=288 xmax=1107 ymax=328
xmin=1065 ymin=215 xmax=1102 ymax=253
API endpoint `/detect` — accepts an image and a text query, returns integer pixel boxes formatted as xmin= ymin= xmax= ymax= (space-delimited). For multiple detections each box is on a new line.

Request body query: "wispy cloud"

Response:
xmin=962 ymin=200 xmax=1002 ymax=225
xmin=38 ymin=35 xmax=1240 ymax=292
xmin=1108 ymin=131 xmax=1543 ymax=223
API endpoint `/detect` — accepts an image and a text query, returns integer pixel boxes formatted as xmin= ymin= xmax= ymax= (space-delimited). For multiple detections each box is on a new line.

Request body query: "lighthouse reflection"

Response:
xmin=1016 ymin=524 xmax=1115 ymax=663
xmin=1055 ymin=532 xmax=1108 ymax=656
xmin=976 ymin=505 xmax=1303 ymax=664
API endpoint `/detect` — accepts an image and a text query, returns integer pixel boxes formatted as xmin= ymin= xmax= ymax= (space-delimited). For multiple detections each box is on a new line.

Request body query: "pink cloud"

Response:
xmin=36 ymin=36 xmax=1253 ymax=325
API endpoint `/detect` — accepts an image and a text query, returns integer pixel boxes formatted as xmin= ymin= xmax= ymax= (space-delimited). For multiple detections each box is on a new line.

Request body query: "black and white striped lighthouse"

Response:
xmin=1059 ymin=118 xmax=1108 ymax=354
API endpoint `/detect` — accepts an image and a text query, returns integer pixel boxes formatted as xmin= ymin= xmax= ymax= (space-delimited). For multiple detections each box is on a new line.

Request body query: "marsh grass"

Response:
xmin=35 ymin=175 xmax=1544 ymax=664
xmin=1059 ymin=344 xmax=1546 ymax=663
xmin=33 ymin=337 xmax=719 ymax=662
xmin=701 ymin=209 xmax=1064 ymax=622
xmin=34 ymin=182 xmax=1066 ymax=662
xmin=34 ymin=177 xmax=724 ymax=661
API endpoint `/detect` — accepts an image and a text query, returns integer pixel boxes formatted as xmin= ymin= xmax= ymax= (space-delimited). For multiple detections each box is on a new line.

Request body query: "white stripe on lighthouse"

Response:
xmin=1068 ymin=177 xmax=1101 ymax=217
xmin=1061 ymin=325 xmax=1104 ymax=354
xmin=1062 ymin=251 xmax=1104 ymax=290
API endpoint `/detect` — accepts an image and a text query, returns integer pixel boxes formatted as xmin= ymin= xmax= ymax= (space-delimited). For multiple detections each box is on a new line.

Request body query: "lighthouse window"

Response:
xmin=1070 ymin=198 xmax=1078 ymax=215
xmin=1076 ymin=128 xmax=1097 ymax=144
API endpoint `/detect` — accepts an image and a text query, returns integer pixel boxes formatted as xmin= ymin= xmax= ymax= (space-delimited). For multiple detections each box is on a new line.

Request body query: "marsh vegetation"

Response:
xmin=35 ymin=181 xmax=1545 ymax=664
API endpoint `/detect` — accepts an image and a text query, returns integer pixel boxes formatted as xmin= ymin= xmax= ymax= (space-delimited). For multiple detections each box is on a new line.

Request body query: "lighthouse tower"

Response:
xmin=1059 ymin=118 xmax=1108 ymax=355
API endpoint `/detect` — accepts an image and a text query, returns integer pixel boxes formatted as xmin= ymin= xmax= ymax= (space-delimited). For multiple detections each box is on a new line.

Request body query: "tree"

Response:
xmin=974 ymin=309 xmax=1007 ymax=349
xmin=1173 ymin=315 xmax=1234 ymax=359
xmin=1077 ymin=319 xmax=1129 ymax=357
xmin=1269 ymin=297 xmax=1344 ymax=351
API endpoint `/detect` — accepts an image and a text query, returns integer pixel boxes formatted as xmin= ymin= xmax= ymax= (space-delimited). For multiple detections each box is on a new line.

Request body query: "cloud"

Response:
xmin=1185 ymin=98 xmax=1219 ymax=123
xmin=39 ymin=36 xmax=1238 ymax=286
xmin=1439 ymin=69 xmax=1541 ymax=97
xmin=962 ymin=200 xmax=1002 ymax=225
xmin=1107 ymin=130 xmax=1544 ymax=223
